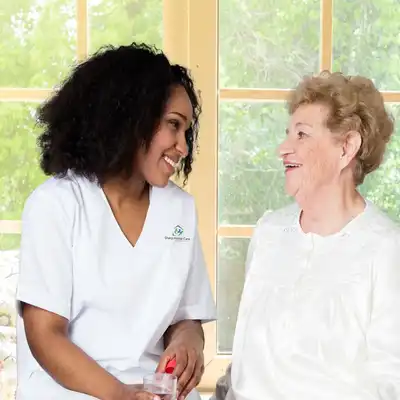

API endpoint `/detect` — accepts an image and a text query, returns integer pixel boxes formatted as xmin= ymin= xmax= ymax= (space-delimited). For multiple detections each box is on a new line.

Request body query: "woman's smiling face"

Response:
xmin=278 ymin=103 xmax=344 ymax=203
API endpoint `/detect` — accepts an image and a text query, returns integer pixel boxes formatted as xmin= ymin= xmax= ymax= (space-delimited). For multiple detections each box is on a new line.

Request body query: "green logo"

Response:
xmin=172 ymin=225 xmax=184 ymax=237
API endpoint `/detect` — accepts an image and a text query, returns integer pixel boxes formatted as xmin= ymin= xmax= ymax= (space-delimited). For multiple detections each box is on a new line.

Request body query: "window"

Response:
xmin=0 ymin=1 xmax=163 ymax=397
xmin=1 ymin=0 xmax=400 ymax=396
xmin=192 ymin=0 xmax=400 ymax=390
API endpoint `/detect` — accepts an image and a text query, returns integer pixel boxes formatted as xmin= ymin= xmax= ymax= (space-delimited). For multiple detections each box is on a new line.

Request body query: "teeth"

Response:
xmin=163 ymin=155 xmax=179 ymax=169
xmin=286 ymin=164 xmax=300 ymax=168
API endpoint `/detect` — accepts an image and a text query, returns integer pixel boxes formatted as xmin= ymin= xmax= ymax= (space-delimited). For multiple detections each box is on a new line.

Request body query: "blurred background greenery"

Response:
xmin=1 ymin=2 xmax=400 ymax=398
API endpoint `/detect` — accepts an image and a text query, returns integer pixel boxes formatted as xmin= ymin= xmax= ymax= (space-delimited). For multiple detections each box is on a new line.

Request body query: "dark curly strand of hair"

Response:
xmin=37 ymin=42 xmax=201 ymax=185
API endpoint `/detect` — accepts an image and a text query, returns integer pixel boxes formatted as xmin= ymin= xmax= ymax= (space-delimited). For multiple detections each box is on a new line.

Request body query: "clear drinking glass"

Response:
xmin=143 ymin=372 xmax=177 ymax=400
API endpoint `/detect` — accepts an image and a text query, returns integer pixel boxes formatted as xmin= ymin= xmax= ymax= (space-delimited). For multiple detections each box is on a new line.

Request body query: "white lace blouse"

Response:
xmin=230 ymin=201 xmax=400 ymax=400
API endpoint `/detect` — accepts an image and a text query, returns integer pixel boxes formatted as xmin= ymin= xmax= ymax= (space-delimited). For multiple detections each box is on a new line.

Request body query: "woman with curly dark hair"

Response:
xmin=16 ymin=42 xmax=216 ymax=400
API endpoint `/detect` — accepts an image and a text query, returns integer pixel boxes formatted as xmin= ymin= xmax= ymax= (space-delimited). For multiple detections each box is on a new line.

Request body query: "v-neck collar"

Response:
xmin=99 ymin=185 xmax=154 ymax=251
xmin=96 ymin=181 xmax=181 ymax=262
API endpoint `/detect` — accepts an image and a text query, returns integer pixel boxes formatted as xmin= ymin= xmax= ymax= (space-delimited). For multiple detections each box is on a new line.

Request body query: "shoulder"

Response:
xmin=359 ymin=202 xmax=400 ymax=253
xmin=365 ymin=207 xmax=400 ymax=287
xmin=254 ymin=202 xmax=299 ymax=234
xmin=354 ymin=202 xmax=400 ymax=274
xmin=165 ymin=180 xmax=194 ymax=201
xmin=23 ymin=173 xmax=92 ymax=218
xmin=246 ymin=203 xmax=299 ymax=253
xmin=156 ymin=180 xmax=196 ymax=211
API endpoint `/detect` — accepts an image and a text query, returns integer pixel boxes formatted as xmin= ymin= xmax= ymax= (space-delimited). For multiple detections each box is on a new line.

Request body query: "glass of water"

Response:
xmin=143 ymin=372 xmax=177 ymax=400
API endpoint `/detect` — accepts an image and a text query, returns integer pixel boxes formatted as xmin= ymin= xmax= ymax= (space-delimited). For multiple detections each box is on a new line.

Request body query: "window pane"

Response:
xmin=333 ymin=1 xmax=400 ymax=91
xmin=0 ymin=1 xmax=76 ymax=88
xmin=0 ymin=234 xmax=19 ymax=400
xmin=360 ymin=104 xmax=400 ymax=220
xmin=218 ymin=102 xmax=291 ymax=225
xmin=89 ymin=0 xmax=163 ymax=53
xmin=0 ymin=103 xmax=46 ymax=220
xmin=219 ymin=0 xmax=320 ymax=89
xmin=217 ymin=237 xmax=249 ymax=354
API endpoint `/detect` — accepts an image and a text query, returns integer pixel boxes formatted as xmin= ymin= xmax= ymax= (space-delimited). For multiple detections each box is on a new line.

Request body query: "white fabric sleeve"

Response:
xmin=172 ymin=225 xmax=216 ymax=325
xmin=366 ymin=234 xmax=400 ymax=398
xmin=16 ymin=188 xmax=73 ymax=320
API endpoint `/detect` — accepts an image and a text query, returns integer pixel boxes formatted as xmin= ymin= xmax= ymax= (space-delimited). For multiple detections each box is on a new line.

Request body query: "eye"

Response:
xmin=297 ymin=131 xmax=307 ymax=139
xmin=168 ymin=119 xmax=180 ymax=131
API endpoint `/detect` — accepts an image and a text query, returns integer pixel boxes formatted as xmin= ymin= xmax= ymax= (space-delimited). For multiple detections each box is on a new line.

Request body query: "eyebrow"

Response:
xmin=286 ymin=122 xmax=313 ymax=135
xmin=169 ymin=111 xmax=188 ymax=121
xmin=295 ymin=122 xmax=313 ymax=128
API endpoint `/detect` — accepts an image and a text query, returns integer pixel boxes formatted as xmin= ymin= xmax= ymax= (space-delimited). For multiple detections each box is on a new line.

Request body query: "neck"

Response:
xmin=102 ymin=175 xmax=149 ymax=207
xmin=297 ymin=181 xmax=366 ymax=236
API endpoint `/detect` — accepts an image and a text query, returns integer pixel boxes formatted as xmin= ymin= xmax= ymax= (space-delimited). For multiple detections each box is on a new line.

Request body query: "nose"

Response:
xmin=277 ymin=135 xmax=294 ymax=158
xmin=176 ymin=130 xmax=189 ymax=158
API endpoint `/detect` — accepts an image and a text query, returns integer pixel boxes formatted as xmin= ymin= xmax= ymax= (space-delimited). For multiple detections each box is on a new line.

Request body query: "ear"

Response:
xmin=340 ymin=130 xmax=361 ymax=167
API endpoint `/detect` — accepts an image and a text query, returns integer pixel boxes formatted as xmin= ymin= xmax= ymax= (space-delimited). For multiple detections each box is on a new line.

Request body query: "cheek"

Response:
xmin=143 ymin=149 xmax=162 ymax=170
xmin=155 ymin=127 xmax=176 ymax=148
xmin=136 ymin=145 xmax=160 ymax=172
xmin=302 ymin=144 xmax=339 ymax=184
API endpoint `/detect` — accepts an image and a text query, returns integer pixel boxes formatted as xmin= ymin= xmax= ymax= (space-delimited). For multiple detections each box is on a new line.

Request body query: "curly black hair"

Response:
xmin=37 ymin=42 xmax=201 ymax=185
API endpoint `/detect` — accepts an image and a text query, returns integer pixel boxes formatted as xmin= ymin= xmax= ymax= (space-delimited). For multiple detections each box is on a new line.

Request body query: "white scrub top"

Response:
xmin=231 ymin=201 xmax=400 ymax=400
xmin=16 ymin=172 xmax=216 ymax=400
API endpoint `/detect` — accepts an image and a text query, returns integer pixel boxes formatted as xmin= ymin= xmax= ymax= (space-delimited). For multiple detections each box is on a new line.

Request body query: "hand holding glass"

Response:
xmin=143 ymin=372 xmax=177 ymax=400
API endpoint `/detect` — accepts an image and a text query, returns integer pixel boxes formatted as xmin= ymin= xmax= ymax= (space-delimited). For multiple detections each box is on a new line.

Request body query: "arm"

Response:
xmin=208 ymin=234 xmax=258 ymax=400
xmin=22 ymin=305 xmax=126 ymax=400
xmin=18 ymin=189 xmax=154 ymax=400
xmin=210 ymin=219 xmax=262 ymax=400
xmin=164 ymin=320 xmax=205 ymax=351
xmin=366 ymin=235 xmax=400 ymax=398
xmin=162 ymin=320 xmax=205 ymax=397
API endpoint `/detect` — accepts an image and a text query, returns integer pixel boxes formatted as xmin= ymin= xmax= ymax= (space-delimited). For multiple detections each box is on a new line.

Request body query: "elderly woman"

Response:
xmin=215 ymin=71 xmax=400 ymax=400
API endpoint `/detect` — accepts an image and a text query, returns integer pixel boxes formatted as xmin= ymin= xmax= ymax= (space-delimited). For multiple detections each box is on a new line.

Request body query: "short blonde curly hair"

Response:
xmin=287 ymin=71 xmax=394 ymax=185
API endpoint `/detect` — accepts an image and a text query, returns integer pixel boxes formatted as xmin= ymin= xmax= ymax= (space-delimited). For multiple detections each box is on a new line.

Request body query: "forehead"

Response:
xmin=165 ymin=85 xmax=193 ymax=119
xmin=290 ymin=103 xmax=330 ymax=127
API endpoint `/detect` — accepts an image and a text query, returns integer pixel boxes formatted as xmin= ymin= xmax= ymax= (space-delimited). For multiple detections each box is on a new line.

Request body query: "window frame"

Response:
xmin=2 ymin=0 xmax=400 ymax=393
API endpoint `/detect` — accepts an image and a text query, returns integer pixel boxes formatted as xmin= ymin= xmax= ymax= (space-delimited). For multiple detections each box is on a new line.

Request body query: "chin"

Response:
xmin=146 ymin=175 xmax=171 ymax=188
xmin=285 ymin=183 xmax=298 ymax=198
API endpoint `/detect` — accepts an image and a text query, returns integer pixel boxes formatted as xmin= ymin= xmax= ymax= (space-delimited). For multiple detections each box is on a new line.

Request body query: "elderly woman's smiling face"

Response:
xmin=278 ymin=103 xmax=347 ymax=203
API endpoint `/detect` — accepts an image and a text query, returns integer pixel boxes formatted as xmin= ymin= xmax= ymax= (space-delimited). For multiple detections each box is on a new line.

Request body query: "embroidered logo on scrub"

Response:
xmin=165 ymin=225 xmax=190 ymax=241
xmin=172 ymin=225 xmax=184 ymax=237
